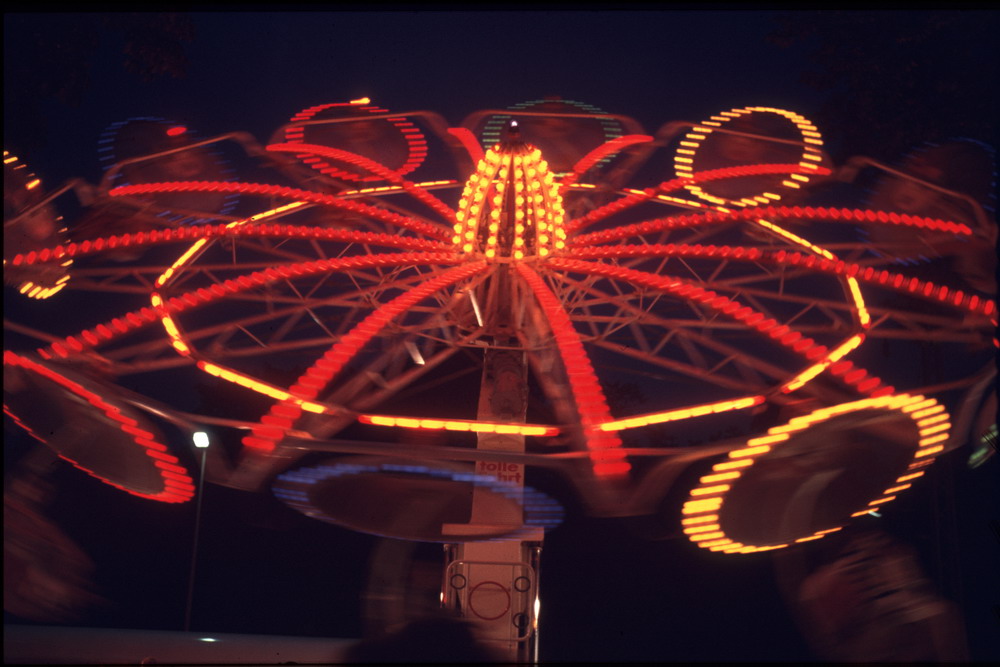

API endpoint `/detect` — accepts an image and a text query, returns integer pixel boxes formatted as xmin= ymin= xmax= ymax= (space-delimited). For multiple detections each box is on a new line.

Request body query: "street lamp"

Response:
xmin=185 ymin=431 xmax=210 ymax=631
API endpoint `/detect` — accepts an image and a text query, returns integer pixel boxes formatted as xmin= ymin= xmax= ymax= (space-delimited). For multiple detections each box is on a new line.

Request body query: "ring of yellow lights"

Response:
xmin=3 ymin=150 xmax=73 ymax=299
xmin=681 ymin=393 xmax=950 ymax=554
xmin=674 ymin=106 xmax=825 ymax=208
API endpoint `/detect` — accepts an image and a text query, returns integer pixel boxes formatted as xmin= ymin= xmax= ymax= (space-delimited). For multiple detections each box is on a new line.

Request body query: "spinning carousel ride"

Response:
xmin=4 ymin=97 xmax=995 ymax=661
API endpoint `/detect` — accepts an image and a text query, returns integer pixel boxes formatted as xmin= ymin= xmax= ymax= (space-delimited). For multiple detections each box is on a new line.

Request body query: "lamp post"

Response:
xmin=184 ymin=431 xmax=210 ymax=632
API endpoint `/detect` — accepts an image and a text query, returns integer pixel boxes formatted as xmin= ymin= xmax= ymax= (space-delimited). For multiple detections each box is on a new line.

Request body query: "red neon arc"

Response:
xmin=546 ymin=258 xmax=893 ymax=399
xmin=109 ymin=181 xmax=452 ymax=241
xmin=241 ymin=261 xmax=490 ymax=452
xmin=565 ymin=163 xmax=834 ymax=233
xmin=10 ymin=225 xmax=453 ymax=267
xmin=285 ymin=101 xmax=426 ymax=182
xmin=37 ymin=252 xmax=464 ymax=360
xmin=571 ymin=204 xmax=974 ymax=247
xmin=570 ymin=244 xmax=996 ymax=318
xmin=266 ymin=142 xmax=457 ymax=225
xmin=515 ymin=263 xmax=630 ymax=479
xmin=559 ymin=134 xmax=654 ymax=192
xmin=775 ymin=251 xmax=993 ymax=316
xmin=38 ymin=308 xmax=161 ymax=360
xmin=3 ymin=351 xmax=194 ymax=503
xmin=446 ymin=127 xmax=485 ymax=164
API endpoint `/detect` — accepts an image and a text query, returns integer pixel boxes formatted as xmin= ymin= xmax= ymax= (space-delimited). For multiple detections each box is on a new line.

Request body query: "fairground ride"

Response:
xmin=4 ymin=97 xmax=995 ymax=662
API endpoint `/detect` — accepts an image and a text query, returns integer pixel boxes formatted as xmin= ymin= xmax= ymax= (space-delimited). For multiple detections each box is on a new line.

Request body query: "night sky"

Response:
xmin=4 ymin=10 xmax=999 ymax=662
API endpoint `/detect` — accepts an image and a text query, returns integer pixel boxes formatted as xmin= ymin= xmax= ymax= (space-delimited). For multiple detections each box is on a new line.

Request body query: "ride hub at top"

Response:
xmin=452 ymin=120 xmax=567 ymax=261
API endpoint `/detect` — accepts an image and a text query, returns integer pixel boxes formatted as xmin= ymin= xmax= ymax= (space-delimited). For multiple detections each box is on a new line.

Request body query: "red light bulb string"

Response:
xmin=515 ymin=263 xmax=631 ymax=480
xmin=546 ymin=258 xmax=894 ymax=399
xmin=36 ymin=252 xmax=463 ymax=360
xmin=109 ymin=180 xmax=452 ymax=241
xmin=571 ymin=204 xmax=973 ymax=247
xmin=266 ymin=142 xmax=457 ymax=226
xmin=565 ymin=163 xmax=833 ymax=234
xmin=241 ymin=261 xmax=490 ymax=452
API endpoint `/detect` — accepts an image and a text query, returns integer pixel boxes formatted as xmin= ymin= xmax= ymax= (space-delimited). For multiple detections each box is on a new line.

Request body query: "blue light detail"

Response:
xmin=274 ymin=460 xmax=565 ymax=540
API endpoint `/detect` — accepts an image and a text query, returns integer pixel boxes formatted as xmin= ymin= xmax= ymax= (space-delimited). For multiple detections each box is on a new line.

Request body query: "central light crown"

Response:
xmin=452 ymin=139 xmax=567 ymax=260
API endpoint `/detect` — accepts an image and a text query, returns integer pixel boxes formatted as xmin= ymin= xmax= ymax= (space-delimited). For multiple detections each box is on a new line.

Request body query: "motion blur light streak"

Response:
xmin=3 ymin=351 xmax=194 ymax=503
xmin=683 ymin=393 xmax=951 ymax=554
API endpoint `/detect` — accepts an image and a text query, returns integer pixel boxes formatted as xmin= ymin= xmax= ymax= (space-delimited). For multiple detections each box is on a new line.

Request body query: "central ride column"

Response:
xmin=442 ymin=265 xmax=543 ymax=663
